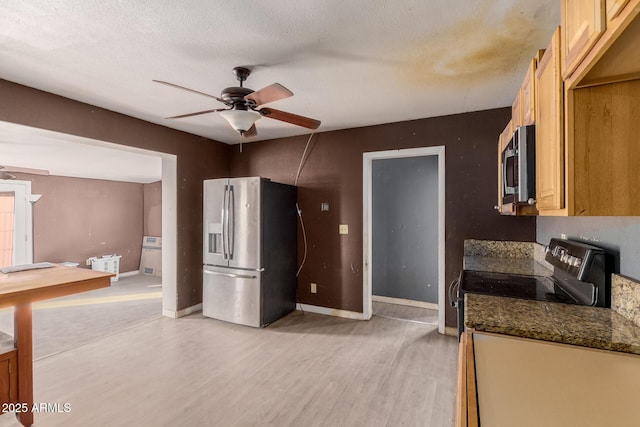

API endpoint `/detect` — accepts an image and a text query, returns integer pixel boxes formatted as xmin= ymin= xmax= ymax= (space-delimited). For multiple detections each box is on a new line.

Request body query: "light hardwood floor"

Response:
xmin=0 ymin=274 xmax=162 ymax=360
xmin=372 ymin=301 xmax=439 ymax=325
xmin=30 ymin=310 xmax=457 ymax=426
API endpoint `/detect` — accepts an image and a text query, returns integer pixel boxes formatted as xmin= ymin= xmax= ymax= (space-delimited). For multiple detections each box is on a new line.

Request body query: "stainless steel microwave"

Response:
xmin=502 ymin=125 xmax=536 ymax=205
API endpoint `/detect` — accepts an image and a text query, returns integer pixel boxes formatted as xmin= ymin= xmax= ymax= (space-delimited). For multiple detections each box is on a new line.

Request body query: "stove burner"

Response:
xmin=460 ymin=271 xmax=578 ymax=304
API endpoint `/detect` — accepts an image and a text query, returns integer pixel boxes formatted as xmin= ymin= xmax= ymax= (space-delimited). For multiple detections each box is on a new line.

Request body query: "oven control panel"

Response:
xmin=544 ymin=238 xmax=606 ymax=284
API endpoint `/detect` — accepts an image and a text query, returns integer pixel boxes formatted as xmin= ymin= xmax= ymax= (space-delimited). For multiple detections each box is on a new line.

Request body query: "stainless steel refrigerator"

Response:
xmin=202 ymin=177 xmax=297 ymax=327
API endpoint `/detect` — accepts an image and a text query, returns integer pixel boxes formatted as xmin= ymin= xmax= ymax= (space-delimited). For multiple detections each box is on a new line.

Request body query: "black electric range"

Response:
xmin=451 ymin=238 xmax=612 ymax=338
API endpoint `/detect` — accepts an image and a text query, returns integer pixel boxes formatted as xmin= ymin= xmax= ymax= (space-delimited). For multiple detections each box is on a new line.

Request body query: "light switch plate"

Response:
xmin=310 ymin=283 xmax=317 ymax=293
xmin=339 ymin=224 xmax=349 ymax=234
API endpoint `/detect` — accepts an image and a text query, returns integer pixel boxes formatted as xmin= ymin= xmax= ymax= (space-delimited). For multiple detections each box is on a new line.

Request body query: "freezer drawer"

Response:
xmin=203 ymin=268 xmax=262 ymax=327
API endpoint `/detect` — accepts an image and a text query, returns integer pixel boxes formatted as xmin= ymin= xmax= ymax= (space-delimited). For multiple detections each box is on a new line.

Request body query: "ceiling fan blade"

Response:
xmin=153 ymin=80 xmax=227 ymax=104
xmin=242 ymin=124 xmax=258 ymax=138
xmin=165 ymin=108 xmax=227 ymax=119
xmin=259 ymin=108 xmax=321 ymax=130
xmin=245 ymin=83 xmax=293 ymax=106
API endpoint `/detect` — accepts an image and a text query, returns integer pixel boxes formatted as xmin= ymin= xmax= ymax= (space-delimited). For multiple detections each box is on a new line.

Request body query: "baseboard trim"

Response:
xmin=119 ymin=270 xmax=140 ymax=278
xmin=163 ymin=303 xmax=203 ymax=319
xmin=299 ymin=304 xmax=367 ymax=320
xmin=372 ymin=295 xmax=438 ymax=310
xmin=444 ymin=326 xmax=458 ymax=337
xmin=162 ymin=309 xmax=176 ymax=318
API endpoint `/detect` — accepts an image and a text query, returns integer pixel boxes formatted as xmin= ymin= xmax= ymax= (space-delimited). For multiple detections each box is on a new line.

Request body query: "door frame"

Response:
xmin=0 ymin=180 xmax=36 ymax=265
xmin=362 ymin=146 xmax=446 ymax=333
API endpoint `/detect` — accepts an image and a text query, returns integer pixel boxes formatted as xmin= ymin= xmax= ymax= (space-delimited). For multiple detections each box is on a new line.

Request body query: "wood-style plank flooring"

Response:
xmin=0 ymin=274 xmax=162 ymax=360
xmin=373 ymin=301 xmax=439 ymax=325
xmin=30 ymin=309 xmax=457 ymax=426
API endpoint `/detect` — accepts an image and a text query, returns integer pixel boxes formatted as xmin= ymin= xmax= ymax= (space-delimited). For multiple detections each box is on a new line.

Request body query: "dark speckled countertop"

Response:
xmin=462 ymin=239 xmax=553 ymax=276
xmin=463 ymin=256 xmax=552 ymax=277
xmin=465 ymin=293 xmax=640 ymax=355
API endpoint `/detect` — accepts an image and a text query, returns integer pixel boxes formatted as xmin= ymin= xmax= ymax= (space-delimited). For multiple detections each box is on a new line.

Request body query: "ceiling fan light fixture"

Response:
xmin=220 ymin=110 xmax=261 ymax=134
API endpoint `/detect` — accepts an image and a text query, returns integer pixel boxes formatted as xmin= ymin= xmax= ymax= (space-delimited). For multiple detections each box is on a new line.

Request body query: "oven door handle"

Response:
xmin=448 ymin=277 xmax=460 ymax=307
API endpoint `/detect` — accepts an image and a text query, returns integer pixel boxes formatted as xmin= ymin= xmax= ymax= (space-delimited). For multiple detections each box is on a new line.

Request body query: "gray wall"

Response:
xmin=537 ymin=216 xmax=640 ymax=280
xmin=372 ymin=156 xmax=439 ymax=303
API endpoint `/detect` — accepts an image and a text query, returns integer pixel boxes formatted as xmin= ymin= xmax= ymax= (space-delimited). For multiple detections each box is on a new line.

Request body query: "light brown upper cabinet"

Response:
xmin=511 ymin=59 xmax=537 ymax=129
xmin=520 ymin=59 xmax=537 ymax=126
xmin=566 ymin=79 xmax=640 ymax=215
xmin=561 ymin=0 xmax=607 ymax=80
xmin=499 ymin=1 xmax=640 ymax=216
xmin=564 ymin=0 xmax=640 ymax=215
xmin=511 ymin=90 xmax=522 ymax=129
xmin=566 ymin=0 xmax=640 ymax=88
xmin=535 ymin=28 xmax=565 ymax=213
xmin=606 ymin=0 xmax=630 ymax=21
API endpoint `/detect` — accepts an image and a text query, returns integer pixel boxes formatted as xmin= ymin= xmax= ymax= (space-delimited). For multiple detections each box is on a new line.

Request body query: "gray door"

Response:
xmin=228 ymin=177 xmax=262 ymax=270
xmin=372 ymin=156 xmax=439 ymax=303
xmin=204 ymin=178 xmax=229 ymax=267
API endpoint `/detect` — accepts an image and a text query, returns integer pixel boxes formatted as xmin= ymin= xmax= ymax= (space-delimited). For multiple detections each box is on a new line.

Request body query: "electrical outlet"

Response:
xmin=310 ymin=283 xmax=317 ymax=294
xmin=321 ymin=202 xmax=329 ymax=211
xmin=339 ymin=224 xmax=349 ymax=235
xmin=561 ymin=233 xmax=567 ymax=240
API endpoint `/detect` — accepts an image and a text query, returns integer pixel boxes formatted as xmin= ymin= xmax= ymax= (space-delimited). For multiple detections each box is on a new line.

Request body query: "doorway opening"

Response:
xmin=0 ymin=122 xmax=178 ymax=359
xmin=363 ymin=147 xmax=445 ymax=333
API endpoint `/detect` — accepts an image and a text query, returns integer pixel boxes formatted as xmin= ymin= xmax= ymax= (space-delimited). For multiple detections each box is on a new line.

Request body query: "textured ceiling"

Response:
xmin=0 ymin=0 xmax=559 ymax=181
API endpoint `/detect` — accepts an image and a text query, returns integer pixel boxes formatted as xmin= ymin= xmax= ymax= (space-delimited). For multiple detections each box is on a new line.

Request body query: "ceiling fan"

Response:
xmin=153 ymin=67 xmax=321 ymax=138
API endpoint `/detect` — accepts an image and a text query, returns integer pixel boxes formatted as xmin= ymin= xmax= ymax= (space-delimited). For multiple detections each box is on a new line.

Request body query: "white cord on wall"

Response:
xmin=295 ymin=133 xmax=314 ymax=186
xmin=294 ymin=133 xmax=314 ymax=278
xmin=295 ymin=202 xmax=307 ymax=278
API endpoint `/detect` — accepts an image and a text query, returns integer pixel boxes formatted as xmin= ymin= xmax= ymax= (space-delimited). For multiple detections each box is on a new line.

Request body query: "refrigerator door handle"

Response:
xmin=222 ymin=184 xmax=229 ymax=259
xmin=229 ymin=185 xmax=235 ymax=260
xmin=204 ymin=269 xmax=257 ymax=280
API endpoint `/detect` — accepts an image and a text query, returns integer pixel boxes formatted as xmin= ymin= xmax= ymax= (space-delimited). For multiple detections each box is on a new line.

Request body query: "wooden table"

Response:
xmin=0 ymin=265 xmax=113 ymax=426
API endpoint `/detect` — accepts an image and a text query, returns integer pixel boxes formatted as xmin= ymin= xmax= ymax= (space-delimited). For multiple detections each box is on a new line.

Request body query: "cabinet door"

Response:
xmin=521 ymin=59 xmax=537 ymax=126
xmin=511 ymin=90 xmax=522 ymax=129
xmin=562 ymin=0 xmax=606 ymax=79
xmin=456 ymin=332 xmax=479 ymax=427
xmin=606 ymin=0 xmax=630 ymax=21
xmin=535 ymin=28 xmax=565 ymax=211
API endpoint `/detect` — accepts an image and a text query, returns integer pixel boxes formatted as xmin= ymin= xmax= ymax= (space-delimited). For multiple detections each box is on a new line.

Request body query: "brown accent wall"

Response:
xmin=15 ymin=173 xmax=144 ymax=272
xmin=231 ymin=108 xmax=536 ymax=326
xmin=1 ymin=79 xmax=231 ymax=310
xmin=144 ymin=181 xmax=162 ymax=237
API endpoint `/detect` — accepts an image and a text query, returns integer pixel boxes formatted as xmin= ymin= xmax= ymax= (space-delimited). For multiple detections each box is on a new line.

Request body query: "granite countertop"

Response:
xmin=463 ymin=255 xmax=552 ymax=277
xmin=465 ymin=293 xmax=640 ymax=355
xmin=463 ymin=239 xmax=553 ymax=276
xmin=461 ymin=239 xmax=640 ymax=355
